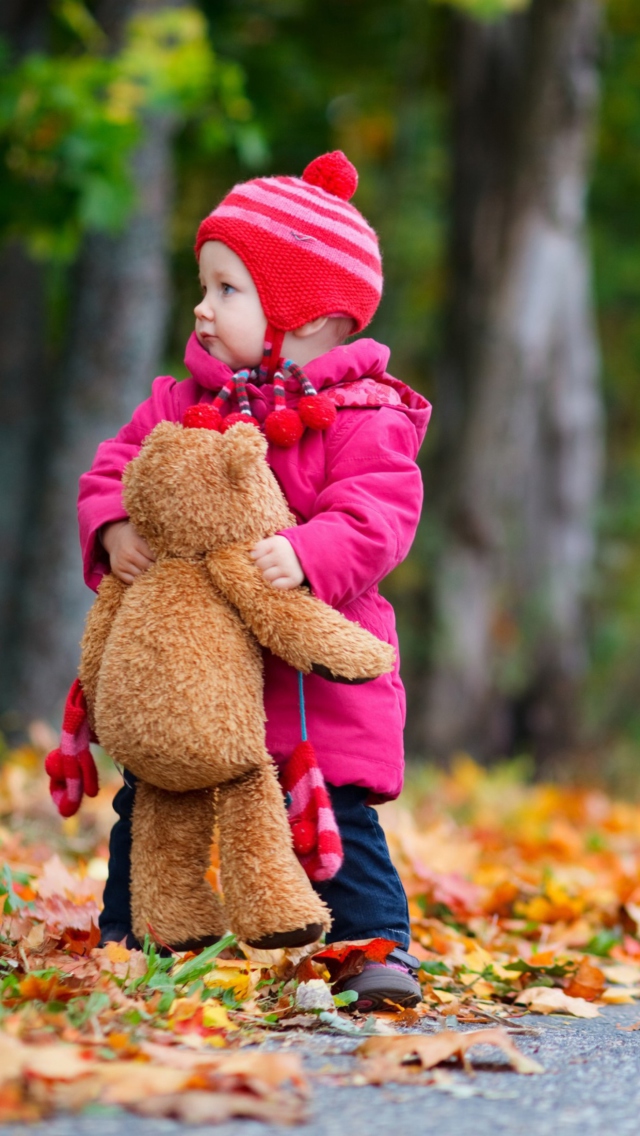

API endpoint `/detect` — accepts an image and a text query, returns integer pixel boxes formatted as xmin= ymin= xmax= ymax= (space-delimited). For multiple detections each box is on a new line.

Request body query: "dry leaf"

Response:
xmin=357 ymin=1028 xmax=543 ymax=1079
xmin=133 ymin=1089 xmax=307 ymax=1125
xmin=600 ymin=987 xmax=639 ymax=1004
xmin=515 ymin=987 xmax=600 ymax=1017
xmin=563 ymin=958 xmax=605 ymax=1001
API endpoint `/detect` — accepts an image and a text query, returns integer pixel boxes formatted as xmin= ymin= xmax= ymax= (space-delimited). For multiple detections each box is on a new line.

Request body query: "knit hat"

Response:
xmin=195 ymin=151 xmax=383 ymax=359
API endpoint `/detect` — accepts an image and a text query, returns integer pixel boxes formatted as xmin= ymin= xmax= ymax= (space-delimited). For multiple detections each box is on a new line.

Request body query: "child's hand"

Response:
xmin=102 ymin=520 xmax=156 ymax=585
xmin=250 ymin=536 xmax=304 ymax=590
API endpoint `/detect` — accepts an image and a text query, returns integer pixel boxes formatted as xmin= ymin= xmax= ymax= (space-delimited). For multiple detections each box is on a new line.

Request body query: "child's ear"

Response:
xmin=290 ymin=316 xmax=329 ymax=339
xmin=221 ymin=423 xmax=268 ymax=484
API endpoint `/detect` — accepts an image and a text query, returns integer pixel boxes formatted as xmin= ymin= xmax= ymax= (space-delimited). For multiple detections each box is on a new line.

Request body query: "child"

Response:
xmin=78 ymin=151 xmax=431 ymax=1010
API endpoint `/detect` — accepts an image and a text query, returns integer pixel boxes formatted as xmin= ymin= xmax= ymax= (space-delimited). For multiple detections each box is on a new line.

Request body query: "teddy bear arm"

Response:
xmin=206 ymin=547 xmax=395 ymax=681
xmin=78 ymin=573 xmax=127 ymax=722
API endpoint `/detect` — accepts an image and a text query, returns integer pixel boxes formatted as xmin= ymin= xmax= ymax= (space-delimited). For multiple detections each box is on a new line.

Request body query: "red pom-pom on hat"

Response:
xmin=264 ymin=408 xmax=304 ymax=448
xmin=183 ymin=404 xmax=223 ymax=431
xmin=302 ymin=151 xmax=358 ymax=201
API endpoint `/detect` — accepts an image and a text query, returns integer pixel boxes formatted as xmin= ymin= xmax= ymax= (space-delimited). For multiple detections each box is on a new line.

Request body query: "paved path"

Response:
xmin=2 ymin=1005 xmax=639 ymax=1136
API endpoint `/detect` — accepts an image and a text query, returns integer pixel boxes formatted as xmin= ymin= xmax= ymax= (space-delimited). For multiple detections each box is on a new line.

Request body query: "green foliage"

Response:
xmin=431 ymin=0 xmax=530 ymax=17
xmin=0 ymin=4 xmax=257 ymax=259
xmin=125 ymin=933 xmax=238 ymax=1018
xmin=0 ymin=866 xmax=33 ymax=915
xmin=583 ymin=0 xmax=640 ymax=754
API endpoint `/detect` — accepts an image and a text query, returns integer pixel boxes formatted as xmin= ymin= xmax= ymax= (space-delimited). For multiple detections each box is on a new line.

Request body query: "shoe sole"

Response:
xmin=346 ymin=972 xmax=423 ymax=1013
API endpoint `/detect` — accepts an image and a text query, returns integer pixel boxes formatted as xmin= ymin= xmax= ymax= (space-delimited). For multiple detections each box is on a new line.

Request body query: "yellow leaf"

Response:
xmin=601 ymin=987 xmax=640 ymax=1004
xmin=202 ymin=1003 xmax=238 ymax=1031
xmin=104 ymin=941 xmax=130 ymax=965
xmin=471 ymin=979 xmax=495 ymax=999
xmin=462 ymin=947 xmax=493 ymax=971
xmin=431 ymin=989 xmax=458 ymax=1004
xmin=203 ymin=964 xmax=250 ymax=1000
xmin=602 ymin=964 xmax=640 ymax=986
xmin=491 ymin=964 xmax=522 ymax=981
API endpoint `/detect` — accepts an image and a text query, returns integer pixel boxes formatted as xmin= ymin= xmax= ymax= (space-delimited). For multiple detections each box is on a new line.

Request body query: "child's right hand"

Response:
xmin=102 ymin=520 xmax=156 ymax=585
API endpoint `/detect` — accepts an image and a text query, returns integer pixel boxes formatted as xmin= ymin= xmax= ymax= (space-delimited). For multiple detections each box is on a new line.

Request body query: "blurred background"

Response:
xmin=0 ymin=0 xmax=638 ymax=788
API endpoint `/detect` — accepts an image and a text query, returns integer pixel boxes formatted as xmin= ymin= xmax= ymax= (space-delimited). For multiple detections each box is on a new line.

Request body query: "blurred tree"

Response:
xmin=424 ymin=0 xmax=604 ymax=765
xmin=581 ymin=0 xmax=640 ymax=766
xmin=0 ymin=0 xmax=255 ymax=723
xmin=202 ymin=0 xmax=605 ymax=767
xmin=0 ymin=1 xmax=49 ymax=730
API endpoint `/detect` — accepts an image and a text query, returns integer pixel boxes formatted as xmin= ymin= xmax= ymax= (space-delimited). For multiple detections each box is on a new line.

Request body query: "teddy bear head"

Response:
xmin=122 ymin=420 xmax=295 ymax=558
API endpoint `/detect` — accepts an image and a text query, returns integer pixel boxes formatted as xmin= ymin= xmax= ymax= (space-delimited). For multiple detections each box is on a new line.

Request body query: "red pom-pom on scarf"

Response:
xmin=221 ymin=412 xmax=261 ymax=432
xmin=264 ymin=408 xmax=304 ymax=448
xmin=183 ymin=404 xmax=223 ymax=431
xmin=298 ymin=394 xmax=336 ymax=431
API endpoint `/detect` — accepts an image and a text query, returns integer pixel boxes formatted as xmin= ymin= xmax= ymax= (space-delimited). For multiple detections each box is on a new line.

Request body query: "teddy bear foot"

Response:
xmin=165 ymin=932 xmax=225 ymax=953
xmin=245 ymin=923 xmax=325 ymax=951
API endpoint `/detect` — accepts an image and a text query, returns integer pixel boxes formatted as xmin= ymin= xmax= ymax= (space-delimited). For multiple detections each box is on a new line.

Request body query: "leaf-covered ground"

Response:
xmin=1 ymin=736 xmax=640 ymax=1124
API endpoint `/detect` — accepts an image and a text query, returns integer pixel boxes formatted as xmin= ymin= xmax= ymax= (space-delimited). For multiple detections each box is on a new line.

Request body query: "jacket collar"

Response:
xmin=184 ymin=332 xmax=391 ymax=394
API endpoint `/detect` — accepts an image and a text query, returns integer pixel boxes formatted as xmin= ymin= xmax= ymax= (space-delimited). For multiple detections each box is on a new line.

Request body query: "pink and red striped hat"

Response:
xmin=195 ymin=151 xmax=382 ymax=363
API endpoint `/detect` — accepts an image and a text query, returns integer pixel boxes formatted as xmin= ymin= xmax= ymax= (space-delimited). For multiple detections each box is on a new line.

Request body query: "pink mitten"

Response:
xmin=280 ymin=740 xmax=343 ymax=882
xmin=45 ymin=679 xmax=99 ymax=817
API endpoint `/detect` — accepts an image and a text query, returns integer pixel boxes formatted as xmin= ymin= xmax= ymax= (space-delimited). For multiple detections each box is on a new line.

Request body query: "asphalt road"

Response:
xmin=3 ymin=1005 xmax=640 ymax=1136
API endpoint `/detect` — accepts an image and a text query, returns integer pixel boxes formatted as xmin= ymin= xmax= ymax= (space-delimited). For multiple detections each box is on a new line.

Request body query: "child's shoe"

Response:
xmin=341 ymin=947 xmax=422 ymax=1012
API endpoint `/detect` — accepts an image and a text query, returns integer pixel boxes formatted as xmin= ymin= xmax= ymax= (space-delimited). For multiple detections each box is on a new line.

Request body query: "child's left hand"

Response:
xmin=251 ymin=535 xmax=305 ymax=590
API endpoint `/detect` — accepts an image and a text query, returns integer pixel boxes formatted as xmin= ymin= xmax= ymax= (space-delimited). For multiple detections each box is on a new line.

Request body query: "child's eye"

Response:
xmin=221 ymin=283 xmax=236 ymax=297
xmin=199 ymin=282 xmax=206 ymax=296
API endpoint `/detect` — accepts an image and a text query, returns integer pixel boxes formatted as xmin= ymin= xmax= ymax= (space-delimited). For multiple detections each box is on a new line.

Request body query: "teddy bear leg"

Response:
xmin=217 ymin=762 xmax=331 ymax=949
xmin=131 ymin=781 xmax=227 ymax=951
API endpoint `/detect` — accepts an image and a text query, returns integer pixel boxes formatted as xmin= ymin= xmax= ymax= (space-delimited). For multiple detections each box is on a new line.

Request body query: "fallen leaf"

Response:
xmin=201 ymin=1003 xmax=238 ymax=1031
xmin=600 ymin=987 xmax=639 ymax=1004
xmin=203 ymin=960 xmax=251 ymax=1000
xmin=515 ymin=987 xmax=600 ymax=1018
xmin=602 ymin=964 xmax=640 ymax=986
xmin=133 ymin=1089 xmax=307 ymax=1125
xmin=312 ymin=939 xmax=399 ymax=992
xmin=357 ymin=1027 xmax=543 ymax=1079
xmin=563 ymin=958 xmax=605 ymax=1001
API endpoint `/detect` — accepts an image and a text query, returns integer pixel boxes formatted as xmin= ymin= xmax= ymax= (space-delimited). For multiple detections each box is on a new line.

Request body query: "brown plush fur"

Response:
xmin=80 ymin=421 xmax=395 ymax=950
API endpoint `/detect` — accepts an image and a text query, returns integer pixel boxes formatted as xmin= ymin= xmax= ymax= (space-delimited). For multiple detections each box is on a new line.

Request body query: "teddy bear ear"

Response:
xmin=220 ymin=421 xmax=268 ymax=485
xmin=122 ymin=421 xmax=182 ymax=488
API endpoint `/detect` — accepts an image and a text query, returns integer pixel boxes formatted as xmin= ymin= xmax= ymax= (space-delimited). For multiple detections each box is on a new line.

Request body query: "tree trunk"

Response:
xmin=6 ymin=3 xmax=176 ymax=724
xmin=422 ymin=0 xmax=603 ymax=767
xmin=0 ymin=1 xmax=51 ymax=730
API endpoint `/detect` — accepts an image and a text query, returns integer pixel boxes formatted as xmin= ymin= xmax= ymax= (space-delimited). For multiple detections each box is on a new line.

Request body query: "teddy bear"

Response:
xmin=73 ymin=414 xmax=395 ymax=953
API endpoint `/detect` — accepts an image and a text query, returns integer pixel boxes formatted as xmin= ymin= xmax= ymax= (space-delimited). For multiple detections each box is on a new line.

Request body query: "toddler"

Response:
xmin=78 ymin=151 xmax=431 ymax=1010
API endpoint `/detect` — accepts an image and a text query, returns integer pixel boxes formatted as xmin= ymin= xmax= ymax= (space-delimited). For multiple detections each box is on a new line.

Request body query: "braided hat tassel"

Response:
xmin=220 ymin=369 xmax=260 ymax=432
xmin=283 ymin=358 xmax=337 ymax=432
xmin=264 ymin=358 xmax=336 ymax=448
xmin=264 ymin=370 xmax=304 ymax=447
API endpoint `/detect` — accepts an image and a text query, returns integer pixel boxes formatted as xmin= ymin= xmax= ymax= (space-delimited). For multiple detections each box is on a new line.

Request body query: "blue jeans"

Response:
xmin=99 ymin=776 xmax=410 ymax=950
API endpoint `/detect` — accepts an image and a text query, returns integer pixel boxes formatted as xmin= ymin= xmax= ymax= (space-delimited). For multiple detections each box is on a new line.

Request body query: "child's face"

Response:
xmin=195 ymin=241 xmax=267 ymax=370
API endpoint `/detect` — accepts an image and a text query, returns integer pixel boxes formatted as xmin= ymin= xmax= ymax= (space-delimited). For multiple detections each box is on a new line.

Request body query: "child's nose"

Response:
xmin=194 ymin=295 xmax=214 ymax=320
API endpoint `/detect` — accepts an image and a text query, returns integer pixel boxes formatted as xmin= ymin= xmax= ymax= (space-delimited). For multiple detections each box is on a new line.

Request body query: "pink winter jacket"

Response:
xmin=78 ymin=334 xmax=431 ymax=801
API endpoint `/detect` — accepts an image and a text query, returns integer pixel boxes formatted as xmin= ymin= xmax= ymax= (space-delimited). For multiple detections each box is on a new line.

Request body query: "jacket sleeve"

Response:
xmin=77 ymin=376 xmax=182 ymax=591
xmin=281 ymin=407 xmax=424 ymax=609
